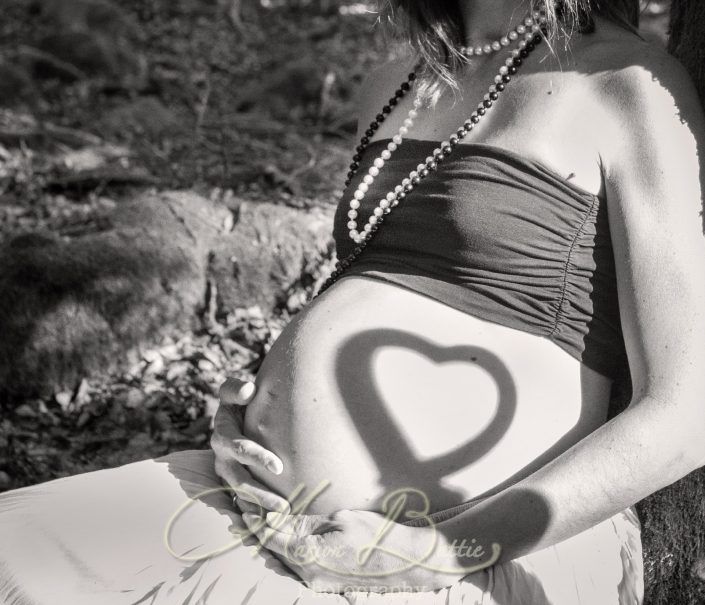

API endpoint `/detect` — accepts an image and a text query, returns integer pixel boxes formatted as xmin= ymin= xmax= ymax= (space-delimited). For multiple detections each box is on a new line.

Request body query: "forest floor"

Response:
xmin=3 ymin=2 xmax=698 ymax=604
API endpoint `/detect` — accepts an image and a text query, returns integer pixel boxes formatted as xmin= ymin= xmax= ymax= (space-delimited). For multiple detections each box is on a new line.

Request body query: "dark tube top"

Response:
xmin=332 ymin=137 xmax=631 ymax=393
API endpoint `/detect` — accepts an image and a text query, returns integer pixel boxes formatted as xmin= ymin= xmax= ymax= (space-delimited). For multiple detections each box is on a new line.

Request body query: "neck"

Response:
xmin=459 ymin=0 xmax=533 ymax=43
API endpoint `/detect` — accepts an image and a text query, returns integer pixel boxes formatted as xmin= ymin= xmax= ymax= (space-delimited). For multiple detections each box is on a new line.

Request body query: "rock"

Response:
xmin=0 ymin=191 xmax=231 ymax=401
xmin=209 ymin=201 xmax=335 ymax=313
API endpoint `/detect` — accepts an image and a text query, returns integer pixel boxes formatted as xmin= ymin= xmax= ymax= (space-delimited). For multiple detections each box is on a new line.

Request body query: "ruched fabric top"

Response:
xmin=332 ymin=137 xmax=630 ymax=389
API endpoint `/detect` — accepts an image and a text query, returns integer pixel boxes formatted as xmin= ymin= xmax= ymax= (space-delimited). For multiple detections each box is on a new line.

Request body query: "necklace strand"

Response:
xmin=311 ymin=22 xmax=547 ymax=301
xmin=461 ymin=9 xmax=545 ymax=57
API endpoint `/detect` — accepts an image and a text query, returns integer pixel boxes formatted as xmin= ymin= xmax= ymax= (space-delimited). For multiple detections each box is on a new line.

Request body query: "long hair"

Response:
xmin=379 ymin=0 xmax=641 ymax=102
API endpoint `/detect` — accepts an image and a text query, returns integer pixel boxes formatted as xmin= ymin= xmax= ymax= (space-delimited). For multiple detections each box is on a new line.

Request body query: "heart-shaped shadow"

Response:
xmin=335 ymin=328 xmax=517 ymax=511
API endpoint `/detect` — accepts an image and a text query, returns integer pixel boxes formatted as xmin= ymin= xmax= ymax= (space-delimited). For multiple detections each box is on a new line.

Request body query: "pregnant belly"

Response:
xmin=243 ymin=276 xmax=611 ymax=515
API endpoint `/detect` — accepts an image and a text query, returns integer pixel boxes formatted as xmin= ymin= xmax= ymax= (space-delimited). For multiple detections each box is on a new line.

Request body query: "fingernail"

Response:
xmin=266 ymin=460 xmax=282 ymax=474
xmin=238 ymin=381 xmax=256 ymax=401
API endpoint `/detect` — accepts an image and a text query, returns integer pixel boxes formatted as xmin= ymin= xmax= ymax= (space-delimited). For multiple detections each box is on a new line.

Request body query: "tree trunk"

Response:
xmin=635 ymin=4 xmax=705 ymax=604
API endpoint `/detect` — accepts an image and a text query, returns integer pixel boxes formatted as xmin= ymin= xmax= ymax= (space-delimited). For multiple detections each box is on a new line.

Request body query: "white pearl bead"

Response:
xmin=353 ymin=190 xmax=365 ymax=200
xmin=474 ymin=45 xmax=483 ymax=54
xmin=363 ymin=175 xmax=374 ymax=185
xmin=392 ymin=134 xmax=402 ymax=144
xmin=432 ymin=148 xmax=442 ymax=156
xmin=349 ymin=229 xmax=358 ymax=237
xmin=491 ymin=41 xmax=501 ymax=51
xmin=517 ymin=24 xmax=526 ymax=34
xmin=413 ymin=98 xmax=423 ymax=108
xmin=483 ymin=93 xmax=490 ymax=101
xmin=380 ymin=199 xmax=390 ymax=209
xmin=495 ymin=75 xmax=503 ymax=84
xmin=373 ymin=158 xmax=384 ymax=169
xmin=500 ymin=36 xmax=510 ymax=46
xmin=489 ymin=85 xmax=497 ymax=93
xmin=347 ymin=220 xmax=357 ymax=229
xmin=369 ymin=215 xmax=378 ymax=224
xmin=518 ymin=40 xmax=527 ymax=49
xmin=358 ymin=182 xmax=368 ymax=193
xmin=368 ymin=166 xmax=379 ymax=177
xmin=373 ymin=207 xmax=383 ymax=217
xmin=408 ymin=109 xmax=418 ymax=119
xmin=483 ymin=44 xmax=492 ymax=54
xmin=403 ymin=118 xmax=413 ymax=128
xmin=350 ymin=199 xmax=360 ymax=209
xmin=505 ymin=57 xmax=514 ymax=66
xmin=417 ymin=163 xmax=425 ymax=172
xmin=524 ymin=17 xmax=534 ymax=26
xmin=425 ymin=156 xmax=434 ymax=164
xmin=394 ymin=185 xmax=403 ymax=193
xmin=509 ymin=31 xmax=518 ymax=40
xmin=402 ymin=178 xmax=411 ymax=186
xmin=511 ymin=49 xmax=521 ymax=57
xmin=381 ymin=150 xmax=391 ymax=160
xmin=398 ymin=126 xmax=408 ymax=136
xmin=387 ymin=141 xmax=397 ymax=151
xmin=465 ymin=47 xmax=474 ymax=56
xmin=363 ymin=223 xmax=372 ymax=231
xmin=532 ymin=24 xmax=541 ymax=33
xmin=386 ymin=192 xmax=395 ymax=201
xmin=499 ymin=65 xmax=508 ymax=75
xmin=409 ymin=170 xmax=418 ymax=179
xmin=348 ymin=209 xmax=358 ymax=218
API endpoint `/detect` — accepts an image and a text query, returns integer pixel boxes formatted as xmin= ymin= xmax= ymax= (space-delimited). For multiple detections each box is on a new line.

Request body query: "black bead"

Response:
xmin=442 ymin=144 xmax=452 ymax=154
xmin=360 ymin=240 xmax=367 ymax=247
xmin=420 ymin=167 xmax=429 ymax=177
xmin=370 ymin=122 xmax=379 ymax=131
xmin=502 ymin=74 xmax=511 ymax=83
xmin=382 ymin=105 xmax=391 ymax=114
xmin=361 ymin=136 xmax=369 ymax=145
xmin=370 ymin=225 xmax=379 ymax=233
xmin=401 ymin=82 xmax=410 ymax=91
xmin=377 ymin=216 xmax=385 ymax=224
xmin=395 ymin=90 xmax=404 ymax=99
xmin=457 ymin=128 xmax=466 ymax=138
xmin=508 ymin=66 xmax=517 ymax=75
xmin=376 ymin=113 xmax=385 ymax=122
xmin=496 ymin=83 xmax=505 ymax=92
xmin=341 ymin=260 xmax=350 ymax=268
xmin=347 ymin=171 xmax=354 ymax=178
xmin=449 ymin=134 xmax=458 ymax=145
xmin=404 ymin=184 xmax=414 ymax=193
xmin=408 ymin=72 xmax=416 ymax=81
xmin=365 ymin=129 xmax=374 ymax=137
xmin=389 ymin=97 xmax=398 ymax=106
xmin=356 ymin=145 xmax=365 ymax=153
xmin=513 ymin=57 xmax=523 ymax=66
xmin=520 ymin=49 xmax=529 ymax=58
xmin=344 ymin=179 xmax=351 ymax=187
xmin=477 ymin=107 xmax=486 ymax=115
xmin=533 ymin=34 xmax=543 ymax=44
xmin=489 ymin=91 xmax=499 ymax=100
xmin=471 ymin=114 xmax=480 ymax=124
xmin=350 ymin=162 xmax=359 ymax=170
xmin=526 ymin=42 xmax=535 ymax=52
xmin=483 ymin=99 xmax=492 ymax=108
xmin=353 ymin=247 xmax=362 ymax=254
xmin=427 ymin=161 xmax=437 ymax=171
xmin=353 ymin=154 xmax=362 ymax=162
xmin=397 ymin=192 xmax=406 ymax=200
xmin=411 ymin=176 xmax=421 ymax=185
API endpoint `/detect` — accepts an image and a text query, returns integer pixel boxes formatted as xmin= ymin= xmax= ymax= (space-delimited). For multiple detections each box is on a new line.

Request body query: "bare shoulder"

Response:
xmin=355 ymin=55 xmax=417 ymax=139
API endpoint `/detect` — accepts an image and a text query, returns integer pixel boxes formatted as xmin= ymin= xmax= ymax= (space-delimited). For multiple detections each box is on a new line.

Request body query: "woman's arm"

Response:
xmin=437 ymin=47 xmax=705 ymax=564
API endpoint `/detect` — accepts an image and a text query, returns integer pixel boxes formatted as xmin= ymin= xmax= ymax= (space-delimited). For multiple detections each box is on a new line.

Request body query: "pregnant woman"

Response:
xmin=2 ymin=0 xmax=704 ymax=603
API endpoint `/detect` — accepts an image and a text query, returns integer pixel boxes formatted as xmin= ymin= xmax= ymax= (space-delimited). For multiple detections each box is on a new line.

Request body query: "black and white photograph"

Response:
xmin=0 ymin=0 xmax=704 ymax=603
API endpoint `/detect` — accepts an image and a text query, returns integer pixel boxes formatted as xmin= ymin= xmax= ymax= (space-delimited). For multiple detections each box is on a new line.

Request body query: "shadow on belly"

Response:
xmin=335 ymin=328 xmax=517 ymax=511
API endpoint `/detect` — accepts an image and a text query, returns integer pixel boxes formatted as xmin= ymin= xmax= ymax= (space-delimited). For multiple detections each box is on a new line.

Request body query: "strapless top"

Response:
xmin=332 ymin=137 xmax=631 ymax=403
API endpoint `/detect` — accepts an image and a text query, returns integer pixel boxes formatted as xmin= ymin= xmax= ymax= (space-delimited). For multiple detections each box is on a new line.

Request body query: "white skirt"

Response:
xmin=0 ymin=450 xmax=643 ymax=605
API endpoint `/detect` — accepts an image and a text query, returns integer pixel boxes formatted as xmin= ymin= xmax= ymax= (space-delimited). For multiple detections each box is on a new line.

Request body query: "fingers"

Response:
xmin=219 ymin=377 xmax=257 ymax=406
xmin=230 ymin=439 xmax=283 ymax=475
xmin=215 ymin=458 xmax=290 ymax=514
xmin=242 ymin=512 xmax=302 ymax=561
xmin=265 ymin=512 xmax=337 ymax=536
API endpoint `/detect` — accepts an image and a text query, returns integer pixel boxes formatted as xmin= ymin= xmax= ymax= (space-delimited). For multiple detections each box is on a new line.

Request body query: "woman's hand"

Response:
xmin=211 ymin=377 xmax=289 ymax=516
xmin=241 ymin=509 xmax=499 ymax=594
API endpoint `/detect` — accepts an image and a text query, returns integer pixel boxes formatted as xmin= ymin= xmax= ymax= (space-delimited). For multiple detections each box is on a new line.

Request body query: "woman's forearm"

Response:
xmin=436 ymin=392 xmax=705 ymax=564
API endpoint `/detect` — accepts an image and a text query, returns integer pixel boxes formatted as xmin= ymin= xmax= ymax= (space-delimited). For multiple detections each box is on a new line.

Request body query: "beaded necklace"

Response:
xmin=310 ymin=13 xmax=548 ymax=301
